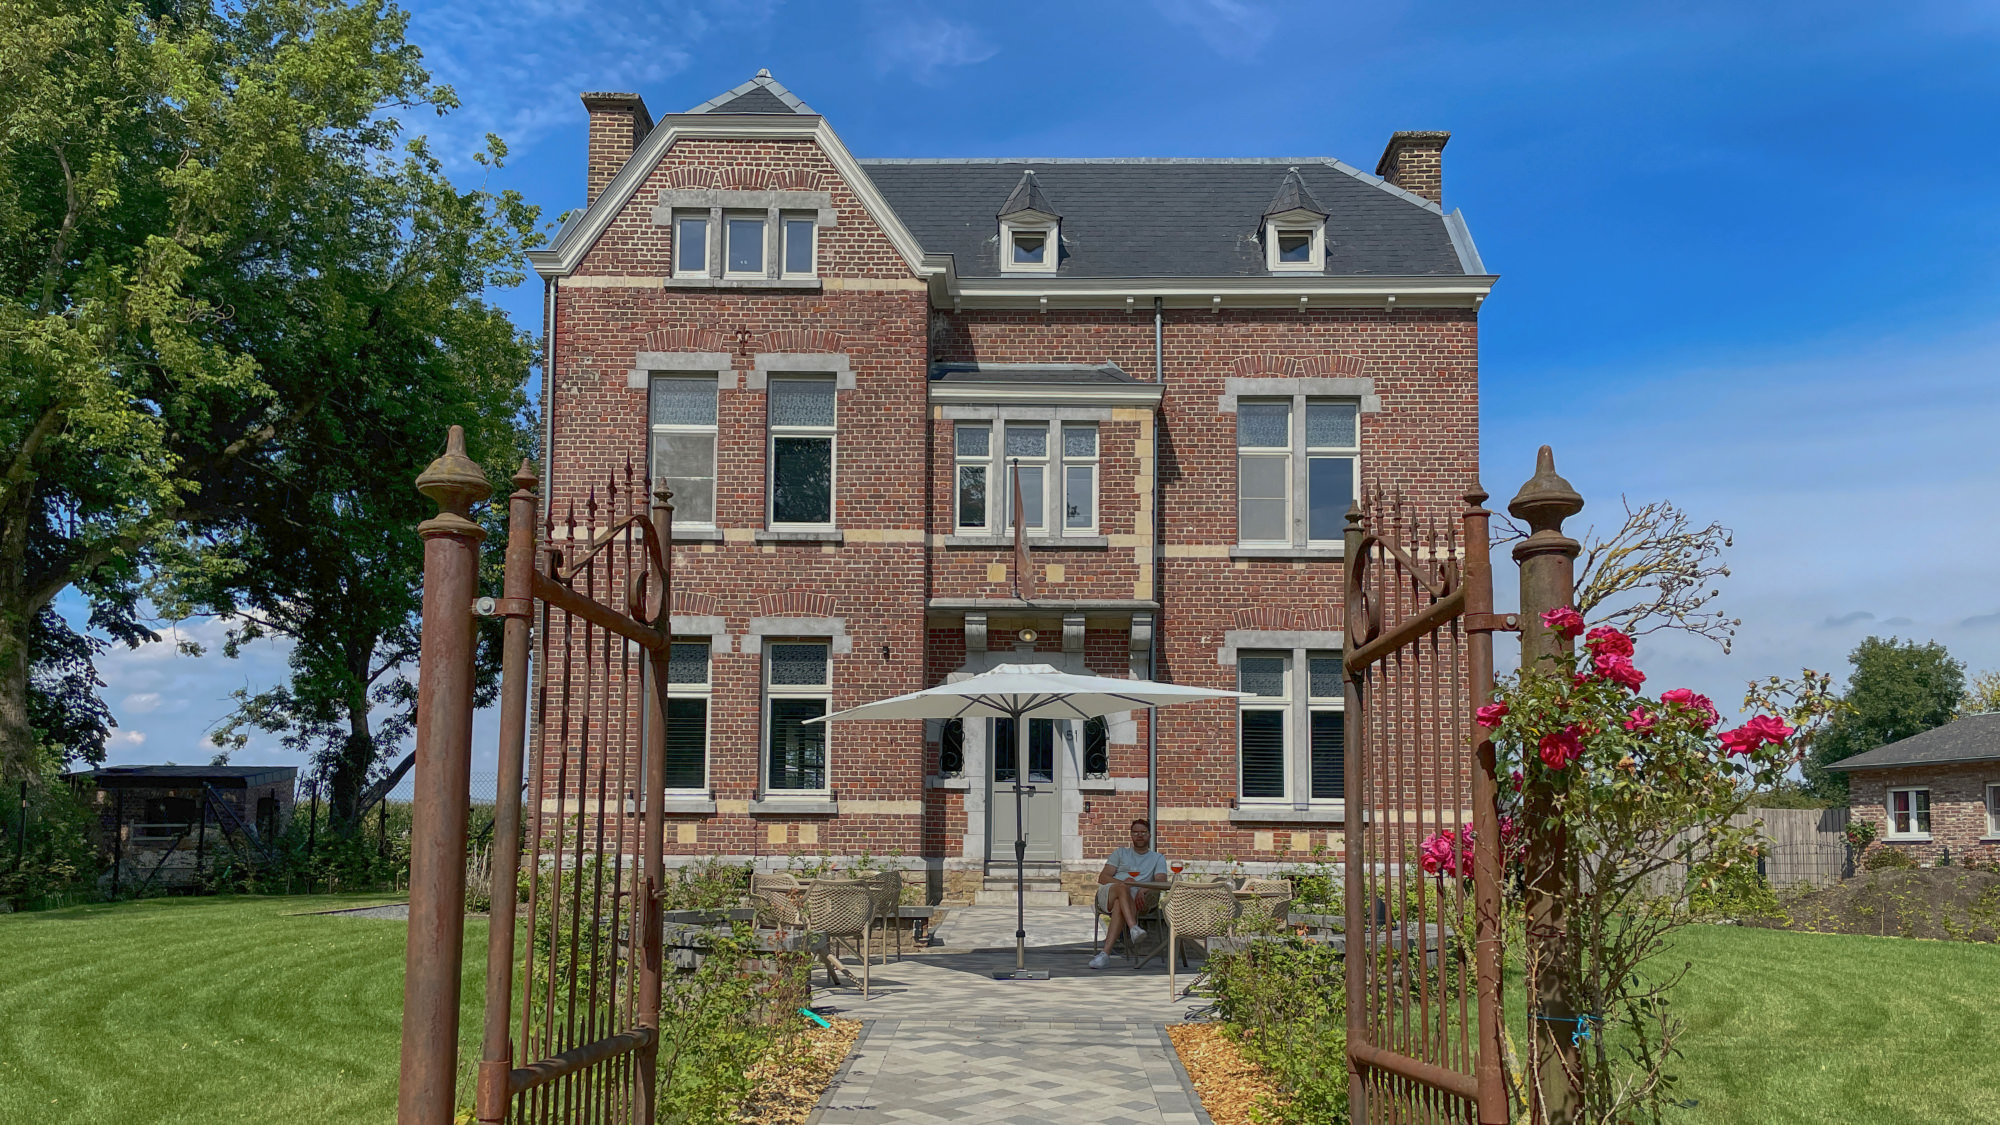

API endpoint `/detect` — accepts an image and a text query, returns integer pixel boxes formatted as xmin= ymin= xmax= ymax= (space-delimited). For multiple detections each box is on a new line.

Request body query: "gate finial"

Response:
xmin=416 ymin=425 xmax=493 ymax=538
xmin=1507 ymin=444 xmax=1583 ymax=533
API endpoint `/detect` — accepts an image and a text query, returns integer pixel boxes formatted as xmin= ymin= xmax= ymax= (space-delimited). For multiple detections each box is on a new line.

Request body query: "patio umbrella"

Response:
xmin=811 ymin=662 xmax=1243 ymax=977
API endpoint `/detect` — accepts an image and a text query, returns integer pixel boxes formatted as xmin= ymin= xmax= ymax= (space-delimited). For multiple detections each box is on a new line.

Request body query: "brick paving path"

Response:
xmin=808 ymin=906 xmax=1215 ymax=1124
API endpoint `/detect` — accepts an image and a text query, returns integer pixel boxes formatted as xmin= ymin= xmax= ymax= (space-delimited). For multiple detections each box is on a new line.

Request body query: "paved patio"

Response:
xmin=808 ymin=906 xmax=1216 ymax=1124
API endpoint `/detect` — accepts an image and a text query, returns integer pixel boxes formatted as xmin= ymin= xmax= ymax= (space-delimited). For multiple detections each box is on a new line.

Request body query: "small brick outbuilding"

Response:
xmin=1831 ymin=713 xmax=2000 ymax=866
xmin=67 ymin=765 xmax=298 ymax=890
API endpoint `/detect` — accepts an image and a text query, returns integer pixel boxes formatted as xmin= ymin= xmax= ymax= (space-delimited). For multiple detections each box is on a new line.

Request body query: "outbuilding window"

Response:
xmin=1887 ymin=787 xmax=1930 ymax=839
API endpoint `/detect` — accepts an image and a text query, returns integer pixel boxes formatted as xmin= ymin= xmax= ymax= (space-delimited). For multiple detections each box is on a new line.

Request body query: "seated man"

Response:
xmin=1089 ymin=818 xmax=1171 ymax=969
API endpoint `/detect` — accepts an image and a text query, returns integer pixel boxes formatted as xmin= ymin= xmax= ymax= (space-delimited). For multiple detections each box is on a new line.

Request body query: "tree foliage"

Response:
xmin=0 ymin=0 xmax=540 ymax=785
xmin=1960 ymin=669 xmax=2000 ymax=719
xmin=1804 ymin=636 xmax=1965 ymax=800
xmin=1572 ymin=498 xmax=1738 ymax=653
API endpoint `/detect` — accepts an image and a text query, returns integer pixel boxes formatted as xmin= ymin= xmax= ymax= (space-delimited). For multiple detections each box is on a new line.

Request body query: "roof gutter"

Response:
xmin=1826 ymin=753 xmax=2000 ymax=772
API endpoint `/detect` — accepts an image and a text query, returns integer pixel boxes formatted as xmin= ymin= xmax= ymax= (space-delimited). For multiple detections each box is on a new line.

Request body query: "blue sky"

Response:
xmin=80 ymin=0 xmax=2000 ymax=776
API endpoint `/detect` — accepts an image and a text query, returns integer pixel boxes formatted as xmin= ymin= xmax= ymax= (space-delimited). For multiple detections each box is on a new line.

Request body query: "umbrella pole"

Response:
xmin=1015 ymin=707 xmax=1028 ymax=971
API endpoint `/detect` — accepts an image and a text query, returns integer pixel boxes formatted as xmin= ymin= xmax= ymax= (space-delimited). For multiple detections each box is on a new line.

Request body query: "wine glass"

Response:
xmin=1169 ymin=860 xmax=1185 ymax=879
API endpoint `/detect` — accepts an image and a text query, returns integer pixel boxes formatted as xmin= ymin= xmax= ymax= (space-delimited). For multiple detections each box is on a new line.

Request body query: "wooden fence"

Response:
xmin=1642 ymin=806 xmax=1852 ymax=896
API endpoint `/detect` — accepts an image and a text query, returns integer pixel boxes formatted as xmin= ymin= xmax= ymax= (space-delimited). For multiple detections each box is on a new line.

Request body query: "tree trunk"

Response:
xmin=328 ymin=694 xmax=376 ymax=831
xmin=0 ymin=598 xmax=32 ymax=785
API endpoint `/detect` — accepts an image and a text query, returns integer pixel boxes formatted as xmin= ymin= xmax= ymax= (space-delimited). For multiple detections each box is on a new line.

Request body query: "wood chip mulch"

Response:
xmin=735 ymin=1015 xmax=863 ymax=1124
xmin=1166 ymin=1021 xmax=1287 ymax=1125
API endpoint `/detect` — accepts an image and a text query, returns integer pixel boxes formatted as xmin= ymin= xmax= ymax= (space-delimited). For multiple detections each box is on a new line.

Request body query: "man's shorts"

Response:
xmin=1096 ymin=882 xmax=1158 ymax=914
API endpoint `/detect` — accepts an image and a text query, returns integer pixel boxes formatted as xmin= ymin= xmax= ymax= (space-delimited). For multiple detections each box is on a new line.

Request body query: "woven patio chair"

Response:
xmin=805 ymin=878 xmax=876 ymax=997
xmin=1165 ymin=878 xmax=1239 ymax=1000
xmin=1236 ymin=877 xmax=1294 ymax=932
xmin=750 ymin=871 xmax=805 ymax=930
xmin=1095 ymin=884 xmax=1166 ymax=964
xmin=862 ymin=869 xmax=904 ymax=964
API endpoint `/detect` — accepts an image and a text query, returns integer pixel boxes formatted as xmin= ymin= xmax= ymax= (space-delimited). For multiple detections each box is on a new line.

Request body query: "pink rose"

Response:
xmin=1538 ymin=725 xmax=1584 ymax=770
xmin=1717 ymin=726 xmax=1761 ymax=757
xmin=1591 ymin=650 xmax=1647 ymax=691
xmin=1584 ymin=626 xmax=1635 ymax=658
xmin=1660 ymin=688 xmax=1720 ymax=729
xmin=1541 ymin=606 xmax=1586 ymax=639
xmin=1623 ymin=707 xmax=1655 ymax=734
xmin=1510 ymin=769 xmax=1524 ymax=792
xmin=1743 ymin=714 xmax=1795 ymax=746
xmin=1476 ymin=702 xmax=1510 ymax=727
xmin=1419 ymin=830 xmax=1459 ymax=875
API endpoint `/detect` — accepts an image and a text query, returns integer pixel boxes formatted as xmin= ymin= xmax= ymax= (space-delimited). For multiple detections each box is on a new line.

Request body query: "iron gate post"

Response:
xmin=634 ymin=480 xmax=675 ymax=1125
xmin=400 ymin=426 xmax=493 ymax=1125
xmin=1508 ymin=446 xmax=1584 ymax=1124
xmin=1341 ymin=502 xmax=1367 ymax=1125
xmin=1464 ymin=486 xmax=1510 ymax=1124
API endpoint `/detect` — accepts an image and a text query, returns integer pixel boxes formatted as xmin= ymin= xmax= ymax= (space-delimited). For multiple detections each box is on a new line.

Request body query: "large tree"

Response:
xmin=0 ymin=0 xmax=539 ymax=783
xmin=1804 ymin=636 xmax=1965 ymax=799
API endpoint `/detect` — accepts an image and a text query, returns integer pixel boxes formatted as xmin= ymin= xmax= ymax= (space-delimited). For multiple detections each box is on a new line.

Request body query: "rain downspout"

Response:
xmin=1148 ymin=296 xmax=1163 ymax=842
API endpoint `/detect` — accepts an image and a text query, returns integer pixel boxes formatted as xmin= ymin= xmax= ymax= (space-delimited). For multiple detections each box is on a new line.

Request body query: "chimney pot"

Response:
xmin=1375 ymin=130 xmax=1450 ymax=205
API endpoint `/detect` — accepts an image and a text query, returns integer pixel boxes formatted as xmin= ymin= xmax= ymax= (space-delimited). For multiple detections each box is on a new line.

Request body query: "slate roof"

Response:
xmin=70 ymin=764 xmax=299 ymax=787
xmin=859 ymin=158 xmax=1470 ymax=279
xmin=686 ymin=70 xmax=816 ymax=115
xmin=1263 ymin=167 xmax=1327 ymax=218
xmin=998 ymin=171 xmax=1059 ymax=219
xmin=931 ymin=362 xmax=1135 ymax=384
xmin=1826 ymin=712 xmax=2000 ymax=771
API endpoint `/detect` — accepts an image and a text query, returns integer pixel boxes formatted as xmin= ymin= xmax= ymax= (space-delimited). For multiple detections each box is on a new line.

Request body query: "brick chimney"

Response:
xmin=581 ymin=92 xmax=653 ymax=206
xmin=1375 ymin=131 xmax=1450 ymax=205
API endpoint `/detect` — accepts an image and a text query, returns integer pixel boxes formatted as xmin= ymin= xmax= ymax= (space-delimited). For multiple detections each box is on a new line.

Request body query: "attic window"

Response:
xmin=1277 ymin=230 xmax=1313 ymax=263
xmin=1264 ymin=218 xmax=1325 ymax=273
xmin=1012 ymin=230 xmax=1047 ymax=265
xmin=1001 ymin=220 xmax=1058 ymax=274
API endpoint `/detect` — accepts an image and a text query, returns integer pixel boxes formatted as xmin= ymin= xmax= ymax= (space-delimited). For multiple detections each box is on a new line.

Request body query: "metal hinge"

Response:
xmin=1464 ymin=612 xmax=1520 ymax=634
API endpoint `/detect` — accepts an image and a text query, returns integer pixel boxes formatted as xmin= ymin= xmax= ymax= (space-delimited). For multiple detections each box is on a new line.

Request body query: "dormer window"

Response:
xmin=997 ymin=169 xmax=1061 ymax=275
xmin=1261 ymin=167 xmax=1329 ymax=274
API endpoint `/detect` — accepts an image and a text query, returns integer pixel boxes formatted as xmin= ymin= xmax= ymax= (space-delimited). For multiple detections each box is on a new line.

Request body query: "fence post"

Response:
xmin=1463 ymin=486 xmax=1510 ymax=1124
xmin=634 ymin=479 xmax=675 ymax=1125
xmin=399 ymin=426 xmax=492 ymax=1125
xmin=1508 ymin=446 xmax=1584 ymax=1124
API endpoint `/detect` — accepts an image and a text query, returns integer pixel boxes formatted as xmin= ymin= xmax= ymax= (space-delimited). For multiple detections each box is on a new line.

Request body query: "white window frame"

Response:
xmin=664 ymin=638 xmax=711 ymax=794
xmin=723 ymin=210 xmax=766 ymax=279
xmin=780 ymin=211 xmax=817 ymax=279
xmin=1887 ymin=786 xmax=1931 ymax=840
xmin=672 ymin=210 xmax=710 ymax=278
xmin=767 ymin=375 xmax=837 ymax=529
xmin=1000 ymin=219 xmax=1059 ymax=275
xmin=648 ymin=373 xmax=719 ymax=531
xmin=1237 ymin=399 xmax=1292 ymax=548
xmin=1305 ymin=400 xmax=1360 ymax=547
xmin=1002 ymin=421 xmax=1050 ymax=535
xmin=1061 ymin=422 xmax=1098 ymax=535
xmin=764 ymin=639 xmax=831 ymax=795
xmin=1237 ymin=651 xmax=1292 ymax=804
xmin=1264 ymin=216 xmax=1326 ymax=273
xmin=1306 ymin=651 xmax=1345 ymax=805
xmin=1986 ymin=783 xmax=2000 ymax=839
xmin=954 ymin=422 xmax=992 ymax=533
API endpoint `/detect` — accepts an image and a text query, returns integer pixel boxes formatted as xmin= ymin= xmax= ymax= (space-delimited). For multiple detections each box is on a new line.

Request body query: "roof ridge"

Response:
xmin=686 ymin=68 xmax=817 ymax=116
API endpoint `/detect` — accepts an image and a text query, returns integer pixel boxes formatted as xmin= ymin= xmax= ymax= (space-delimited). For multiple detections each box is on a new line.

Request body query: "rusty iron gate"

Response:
xmin=400 ymin=427 xmax=673 ymax=1125
xmin=1343 ymin=488 xmax=1510 ymax=1125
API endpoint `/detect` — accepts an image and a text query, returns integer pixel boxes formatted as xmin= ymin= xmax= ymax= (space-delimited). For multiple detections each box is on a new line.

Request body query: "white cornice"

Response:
xmin=941 ymin=275 xmax=1497 ymax=310
xmin=928 ymin=381 xmax=1164 ymax=407
xmin=526 ymin=115 xmax=936 ymax=280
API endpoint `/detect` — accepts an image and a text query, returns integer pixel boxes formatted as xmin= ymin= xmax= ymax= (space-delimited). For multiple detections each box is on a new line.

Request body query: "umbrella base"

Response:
xmin=992 ymin=969 xmax=1051 ymax=980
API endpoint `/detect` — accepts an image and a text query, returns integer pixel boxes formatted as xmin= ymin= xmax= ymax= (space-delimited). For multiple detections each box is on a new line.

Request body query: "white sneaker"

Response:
xmin=1127 ymin=925 xmax=1147 ymax=942
xmin=1088 ymin=953 xmax=1111 ymax=969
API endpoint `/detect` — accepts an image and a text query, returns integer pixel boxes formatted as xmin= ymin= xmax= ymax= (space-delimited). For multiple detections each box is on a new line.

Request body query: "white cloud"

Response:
xmin=121 ymin=692 xmax=162 ymax=714
xmin=1157 ymin=0 xmax=1278 ymax=62
xmin=110 ymin=730 xmax=146 ymax=748
xmin=869 ymin=9 xmax=998 ymax=83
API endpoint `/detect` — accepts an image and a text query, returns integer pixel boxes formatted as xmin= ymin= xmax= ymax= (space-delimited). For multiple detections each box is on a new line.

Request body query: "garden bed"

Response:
xmin=1755 ymin=867 xmax=2000 ymax=940
xmin=1166 ymin=1021 xmax=1286 ymax=1125
xmin=735 ymin=1015 xmax=862 ymax=1124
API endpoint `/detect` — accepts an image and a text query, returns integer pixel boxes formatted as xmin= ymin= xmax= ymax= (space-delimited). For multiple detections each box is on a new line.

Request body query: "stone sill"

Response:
xmin=661 ymin=797 xmax=716 ymax=815
xmin=666 ymin=277 xmax=822 ymax=291
xmin=1229 ymin=546 xmax=1345 ymax=561
xmin=669 ymin=528 xmax=724 ymax=543
xmin=1229 ymin=805 xmax=1345 ymax=825
xmin=748 ymin=798 xmax=838 ymax=816
xmin=1078 ymin=777 xmax=1148 ymax=793
xmin=926 ymin=775 xmax=972 ymax=790
xmin=754 ymin=529 xmax=843 ymax=544
xmin=1884 ymin=836 xmax=1932 ymax=843
xmin=942 ymin=534 xmax=1109 ymax=549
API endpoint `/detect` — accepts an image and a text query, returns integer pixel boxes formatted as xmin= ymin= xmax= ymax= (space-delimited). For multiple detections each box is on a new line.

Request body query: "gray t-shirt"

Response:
xmin=1104 ymin=847 xmax=1171 ymax=883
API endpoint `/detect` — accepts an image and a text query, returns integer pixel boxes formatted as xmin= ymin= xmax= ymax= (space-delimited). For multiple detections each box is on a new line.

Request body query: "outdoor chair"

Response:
xmin=862 ymin=869 xmax=905 ymax=964
xmin=750 ymin=871 xmax=806 ymax=931
xmin=1094 ymin=883 xmax=1166 ymax=964
xmin=1236 ymin=877 xmax=1294 ymax=932
xmin=804 ymin=878 xmax=876 ymax=997
xmin=1165 ymin=878 xmax=1239 ymax=1000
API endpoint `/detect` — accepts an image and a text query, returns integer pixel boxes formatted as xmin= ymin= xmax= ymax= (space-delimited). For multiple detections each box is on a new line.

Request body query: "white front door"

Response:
xmin=989 ymin=717 xmax=1061 ymax=863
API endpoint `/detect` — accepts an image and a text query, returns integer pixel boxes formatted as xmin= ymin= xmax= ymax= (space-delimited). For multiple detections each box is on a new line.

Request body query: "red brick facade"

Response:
xmin=1850 ymin=764 xmax=2000 ymax=867
xmin=530 ymin=86 xmax=1489 ymax=901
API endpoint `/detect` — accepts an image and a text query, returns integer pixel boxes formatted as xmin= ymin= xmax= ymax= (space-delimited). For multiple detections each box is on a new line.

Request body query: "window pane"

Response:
xmin=1239 ymin=656 xmax=1287 ymax=698
xmin=1238 ymin=402 xmax=1290 ymax=448
xmin=665 ymin=698 xmax=706 ymax=790
xmin=1241 ymin=710 xmax=1286 ymax=799
xmin=650 ymin=433 xmax=715 ymax=525
xmin=1005 ymin=423 xmax=1047 ymax=458
xmin=1063 ymin=423 xmax=1097 ymax=459
xmin=1239 ymin=454 xmax=1287 ymax=543
xmin=784 ymin=218 xmax=814 ymax=273
xmin=1240 ymin=499 xmax=1286 ymax=544
xmin=676 ymin=217 xmax=706 ymax=273
xmin=769 ymin=643 xmax=828 ymax=687
xmin=668 ymin=641 xmax=710 ymax=685
xmin=650 ymin=376 xmax=717 ymax=427
xmin=993 ymin=717 xmax=1016 ymax=782
xmin=1308 ymin=655 xmax=1343 ymax=700
xmin=1914 ymin=790 xmax=1931 ymax=834
xmin=727 ymin=217 xmax=764 ymax=273
xmin=1012 ymin=230 xmax=1045 ymax=263
xmin=769 ymin=378 xmax=836 ymax=428
xmin=958 ymin=465 xmax=987 ymax=528
xmin=772 ymin=437 xmax=833 ymax=524
xmin=1278 ymin=230 xmax=1312 ymax=262
xmin=1065 ymin=464 xmax=1093 ymax=528
xmin=939 ymin=719 xmax=965 ymax=775
xmin=1308 ymin=456 xmax=1355 ymax=542
xmin=1311 ymin=711 xmax=1345 ymax=800
xmin=768 ymin=699 xmax=826 ymax=790
xmin=955 ymin=423 xmax=990 ymax=458
xmin=1306 ymin=401 xmax=1358 ymax=448
xmin=1083 ymin=716 xmax=1109 ymax=777
xmin=993 ymin=718 xmax=1056 ymax=783
xmin=1012 ymin=464 xmax=1045 ymax=528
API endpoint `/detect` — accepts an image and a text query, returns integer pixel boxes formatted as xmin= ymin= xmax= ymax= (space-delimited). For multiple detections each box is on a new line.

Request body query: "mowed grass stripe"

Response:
xmin=0 ymin=896 xmax=485 ymax=1125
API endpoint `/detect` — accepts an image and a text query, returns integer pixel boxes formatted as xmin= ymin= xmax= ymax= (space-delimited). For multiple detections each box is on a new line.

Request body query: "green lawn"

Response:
xmin=0 ymin=895 xmax=484 ymax=1125
xmin=3 ymin=900 xmax=1997 ymax=1123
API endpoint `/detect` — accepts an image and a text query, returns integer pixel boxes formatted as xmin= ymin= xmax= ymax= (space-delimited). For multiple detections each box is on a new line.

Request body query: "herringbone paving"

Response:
xmin=808 ymin=907 xmax=1215 ymax=1124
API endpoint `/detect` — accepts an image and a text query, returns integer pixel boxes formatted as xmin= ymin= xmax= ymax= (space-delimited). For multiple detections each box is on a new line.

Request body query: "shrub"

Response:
xmin=1864 ymin=845 xmax=1916 ymax=871
xmin=0 ymin=779 xmax=98 ymax=910
xmin=1206 ymin=936 xmax=1348 ymax=1124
